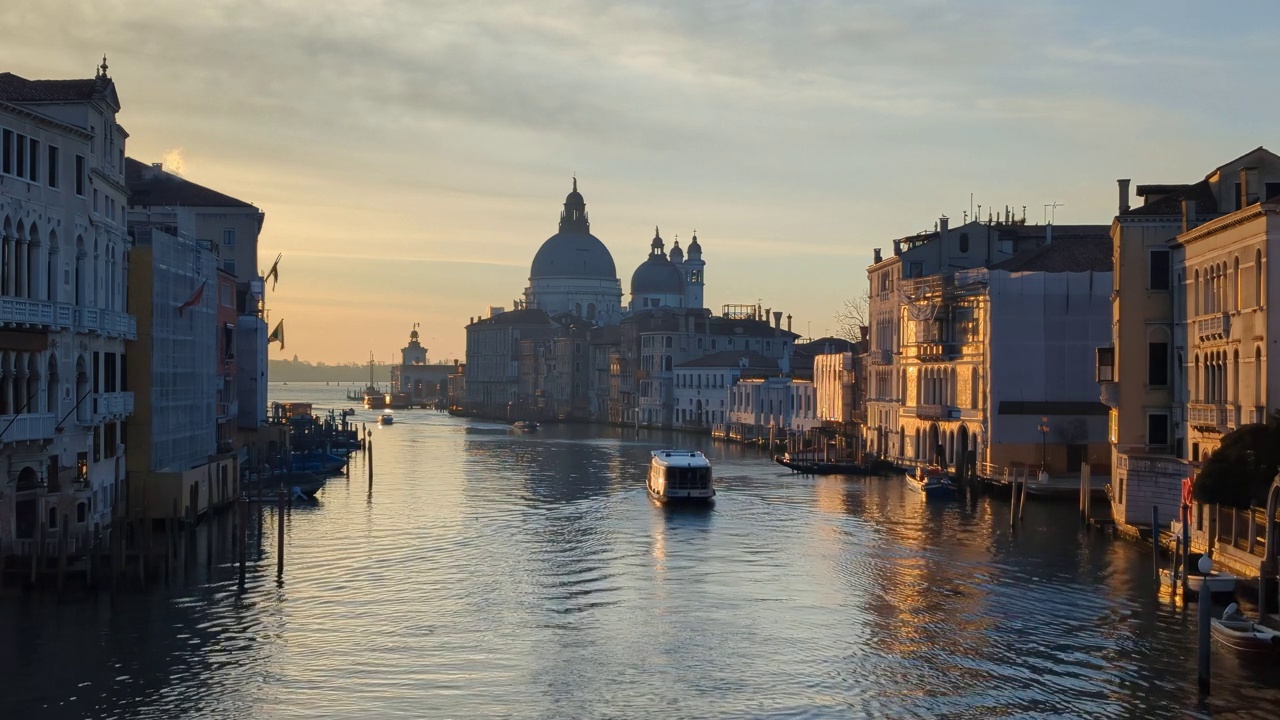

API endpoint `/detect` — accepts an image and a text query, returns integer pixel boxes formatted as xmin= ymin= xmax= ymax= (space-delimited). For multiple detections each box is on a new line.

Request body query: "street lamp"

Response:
xmin=1037 ymin=416 xmax=1050 ymax=472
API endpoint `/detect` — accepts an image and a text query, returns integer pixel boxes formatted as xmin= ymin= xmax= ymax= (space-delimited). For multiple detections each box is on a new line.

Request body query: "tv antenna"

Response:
xmin=1043 ymin=202 xmax=1065 ymax=224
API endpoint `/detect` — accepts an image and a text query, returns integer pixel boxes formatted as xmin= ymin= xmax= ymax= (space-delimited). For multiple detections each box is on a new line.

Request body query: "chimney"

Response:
xmin=1045 ymin=224 xmax=1053 ymax=245
xmin=786 ymin=314 xmax=792 ymax=333
xmin=939 ymin=216 xmax=949 ymax=234
xmin=874 ymin=248 xmax=882 ymax=264
xmin=1182 ymin=199 xmax=1197 ymax=233
xmin=773 ymin=311 xmax=783 ymax=329
xmin=1117 ymin=179 xmax=1130 ymax=214
xmin=859 ymin=325 xmax=869 ymax=342
xmin=1241 ymin=167 xmax=1260 ymax=208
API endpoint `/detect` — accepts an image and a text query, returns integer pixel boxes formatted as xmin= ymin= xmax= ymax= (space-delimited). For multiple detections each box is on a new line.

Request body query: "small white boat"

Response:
xmin=905 ymin=465 xmax=957 ymax=499
xmin=648 ymin=450 xmax=714 ymax=503
xmin=1160 ymin=568 xmax=1237 ymax=595
xmin=511 ymin=420 xmax=539 ymax=432
xmin=378 ymin=411 xmax=394 ymax=425
xmin=1211 ymin=607 xmax=1280 ymax=655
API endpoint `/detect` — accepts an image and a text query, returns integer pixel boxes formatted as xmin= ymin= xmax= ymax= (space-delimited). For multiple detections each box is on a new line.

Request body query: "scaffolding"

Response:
xmin=147 ymin=230 xmax=217 ymax=472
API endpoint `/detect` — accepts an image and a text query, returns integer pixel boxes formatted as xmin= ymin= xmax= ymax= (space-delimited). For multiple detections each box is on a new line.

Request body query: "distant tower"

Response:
xmin=684 ymin=231 xmax=705 ymax=309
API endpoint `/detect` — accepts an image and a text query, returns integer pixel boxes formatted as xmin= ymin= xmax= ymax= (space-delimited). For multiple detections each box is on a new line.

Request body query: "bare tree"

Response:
xmin=834 ymin=291 xmax=870 ymax=343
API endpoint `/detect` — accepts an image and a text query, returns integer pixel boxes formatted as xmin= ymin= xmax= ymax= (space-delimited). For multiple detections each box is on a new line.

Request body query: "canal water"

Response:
xmin=3 ymin=383 xmax=1278 ymax=719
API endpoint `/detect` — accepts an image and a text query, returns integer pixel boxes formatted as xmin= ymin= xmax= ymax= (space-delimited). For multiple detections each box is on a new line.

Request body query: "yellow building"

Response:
xmin=1101 ymin=147 xmax=1280 ymax=529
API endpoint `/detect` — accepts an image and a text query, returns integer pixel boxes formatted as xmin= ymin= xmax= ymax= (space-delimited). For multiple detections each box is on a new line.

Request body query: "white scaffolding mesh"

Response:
xmin=148 ymin=231 xmax=216 ymax=472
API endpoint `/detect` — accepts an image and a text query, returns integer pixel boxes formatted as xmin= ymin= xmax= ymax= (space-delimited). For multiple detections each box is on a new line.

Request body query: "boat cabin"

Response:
xmin=648 ymin=450 xmax=714 ymax=501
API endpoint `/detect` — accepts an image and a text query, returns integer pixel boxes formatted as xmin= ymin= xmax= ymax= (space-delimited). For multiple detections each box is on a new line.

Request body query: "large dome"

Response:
xmin=529 ymin=179 xmax=619 ymax=281
xmin=530 ymin=231 xmax=618 ymax=279
xmin=631 ymin=255 xmax=685 ymax=295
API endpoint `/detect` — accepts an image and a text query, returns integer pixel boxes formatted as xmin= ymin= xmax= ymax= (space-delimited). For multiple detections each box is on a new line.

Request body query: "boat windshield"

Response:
xmin=666 ymin=467 xmax=711 ymax=489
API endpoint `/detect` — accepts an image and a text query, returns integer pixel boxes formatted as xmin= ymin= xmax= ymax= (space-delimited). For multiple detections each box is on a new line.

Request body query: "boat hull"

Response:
xmin=774 ymin=456 xmax=876 ymax=475
xmin=904 ymin=472 xmax=957 ymax=499
xmin=1211 ymin=619 xmax=1280 ymax=655
xmin=1160 ymin=569 xmax=1237 ymax=595
xmin=648 ymin=485 xmax=715 ymax=503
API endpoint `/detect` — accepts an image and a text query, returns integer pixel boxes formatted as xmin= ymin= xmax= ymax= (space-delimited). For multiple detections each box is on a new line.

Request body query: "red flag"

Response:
xmin=178 ymin=280 xmax=207 ymax=316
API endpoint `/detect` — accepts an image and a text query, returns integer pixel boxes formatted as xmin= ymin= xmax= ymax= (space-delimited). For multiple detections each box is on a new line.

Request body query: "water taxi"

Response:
xmin=378 ymin=411 xmax=394 ymax=425
xmin=905 ymin=465 xmax=957 ymax=499
xmin=648 ymin=450 xmax=714 ymax=503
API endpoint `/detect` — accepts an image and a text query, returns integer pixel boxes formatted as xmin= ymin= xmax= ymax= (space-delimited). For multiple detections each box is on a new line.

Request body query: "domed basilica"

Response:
xmin=523 ymin=180 xmax=705 ymax=324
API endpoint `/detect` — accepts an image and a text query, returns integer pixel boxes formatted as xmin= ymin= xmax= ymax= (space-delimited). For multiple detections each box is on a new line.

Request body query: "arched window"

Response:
xmin=1234 ymin=256 xmax=1241 ymax=312
xmin=45 ymin=354 xmax=58 ymax=414
xmin=1194 ymin=269 xmax=1201 ymax=316
xmin=1193 ymin=353 xmax=1201 ymax=402
xmin=1257 ymin=249 xmax=1265 ymax=308
xmin=1256 ymin=346 xmax=1264 ymax=409
xmin=959 ymin=233 xmax=970 ymax=253
xmin=48 ymin=507 xmax=58 ymax=529
xmin=1232 ymin=349 xmax=1240 ymax=405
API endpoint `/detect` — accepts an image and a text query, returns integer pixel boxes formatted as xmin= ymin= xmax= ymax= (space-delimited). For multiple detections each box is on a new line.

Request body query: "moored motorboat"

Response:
xmin=1159 ymin=567 xmax=1238 ymax=596
xmin=648 ymin=450 xmax=714 ymax=503
xmin=511 ymin=420 xmax=538 ymax=432
xmin=1211 ymin=605 xmax=1280 ymax=655
xmin=378 ymin=411 xmax=394 ymax=425
xmin=774 ymin=454 xmax=873 ymax=475
xmin=905 ymin=465 xmax=957 ymax=499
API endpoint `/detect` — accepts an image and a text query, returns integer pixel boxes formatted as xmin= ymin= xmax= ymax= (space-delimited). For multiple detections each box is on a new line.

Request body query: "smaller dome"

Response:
xmin=631 ymin=255 xmax=685 ymax=295
xmin=410 ymin=329 xmax=420 ymax=340
xmin=688 ymin=232 xmax=701 ymax=258
xmin=669 ymin=240 xmax=684 ymax=264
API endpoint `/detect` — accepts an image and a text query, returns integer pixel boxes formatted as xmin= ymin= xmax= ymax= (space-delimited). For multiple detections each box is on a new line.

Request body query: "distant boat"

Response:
xmin=511 ymin=420 xmax=538 ymax=432
xmin=648 ymin=449 xmax=714 ymax=503
xmin=905 ymin=465 xmax=957 ymax=499
xmin=378 ymin=411 xmax=394 ymax=426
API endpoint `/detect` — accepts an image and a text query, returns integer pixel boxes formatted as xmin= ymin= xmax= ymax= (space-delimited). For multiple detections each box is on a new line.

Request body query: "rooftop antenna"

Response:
xmin=1043 ymin=202 xmax=1065 ymax=224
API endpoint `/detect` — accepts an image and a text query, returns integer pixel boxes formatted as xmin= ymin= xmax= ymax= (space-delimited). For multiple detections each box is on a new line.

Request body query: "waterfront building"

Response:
xmin=464 ymin=307 xmax=556 ymax=418
xmin=125 ymin=226 xmax=237 ymax=517
xmin=725 ymin=376 xmax=818 ymax=443
xmin=1100 ymin=148 xmax=1280 ymax=529
xmin=673 ymin=350 xmax=780 ymax=431
xmin=524 ymin=179 xmax=623 ymax=323
xmin=588 ymin=324 xmax=620 ymax=422
xmin=813 ymin=351 xmax=857 ymax=426
xmin=864 ymin=217 xmax=1112 ymax=474
xmin=446 ymin=362 xmax=466 ymax=410
xmin=1174 ymin=193 xmax=1279 ymax=465
xmin=214 ymin=268 xmax=238 ymax=453
xmin=389 ymin=324 xmax=451 ymax=405
xmin=0 ymin=65 xmax=136 ymax=558
xmin=124 ymin=157 xmax=270 ymax=438
xmin=622 ymin=306 xmax=797 ymax=428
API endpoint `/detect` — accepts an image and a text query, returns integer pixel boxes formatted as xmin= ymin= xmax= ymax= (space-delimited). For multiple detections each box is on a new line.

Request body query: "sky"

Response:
xmin=4 ymin=1 xmax=1278 ymax=364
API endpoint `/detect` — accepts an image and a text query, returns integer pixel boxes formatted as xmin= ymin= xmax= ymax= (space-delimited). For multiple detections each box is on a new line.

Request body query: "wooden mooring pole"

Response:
xmin=276 ymin=488 xmax=286 ymax=581
xmin=1151 ymin=505 xmax=1160 ymax=579
xmin=238 ymin=495 xmax=248 ymax=591
xmin=1197 ymin=556 xmax=1212 ymax=695
xmin=367 ymin=440 xmax=374 ymax=493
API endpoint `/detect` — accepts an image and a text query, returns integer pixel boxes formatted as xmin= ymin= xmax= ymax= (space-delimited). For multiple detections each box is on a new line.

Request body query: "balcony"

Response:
xmin=1195 ymin=312 xmax=1229 ymax=342
xmin=1099 ymin=382 xmax=1119 ymax=408
xmin=75 ymin=306 xmax=138 ymax=340
xmin=0 ymin=413 xmax=57 ymax=444
xmin=904 ymin=342 xmax=960 ymax=361
xmin=85 ymin=391 xmax=134 ymax=424
xmin=867 ymin=348 xmax=892 ymax=365
xmin=0 ymin=297 xmax=74 ymax=330
xmin=1188 ymin=403 xmax=1227 ymax=430
xmin=903 ymin=404 xmax=958 ymax=421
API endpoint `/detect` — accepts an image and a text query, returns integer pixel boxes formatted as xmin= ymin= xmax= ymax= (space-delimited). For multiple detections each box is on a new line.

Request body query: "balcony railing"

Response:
xmin=903 ymin=342 xmax=960 ymax=361
xmin=86 ymin=392 xmax=134 ymax=424
xmin=868 ymin=348 xmax=892 ymax=365
xmin=1194 ymin=312 xmax=1229 ymax=341
xmin=0 ymin=413 xmax=57 ymax=444
xmin=902 ymin=404 xmax=957 ymax=420
xmin=1188 ymin=403 xmax=1226 ymax=429
xmin=0 ymin=298 xmax=136 ymax=340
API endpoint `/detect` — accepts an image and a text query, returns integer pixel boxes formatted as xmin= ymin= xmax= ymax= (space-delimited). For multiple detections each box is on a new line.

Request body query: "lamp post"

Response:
xmin=1037 ymin=416 xmax=1050 ymax=473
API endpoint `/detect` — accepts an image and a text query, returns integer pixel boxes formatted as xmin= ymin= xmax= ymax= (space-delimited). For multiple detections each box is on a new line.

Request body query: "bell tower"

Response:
xmin=684 ymin=232 xmax=705 ymax=309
